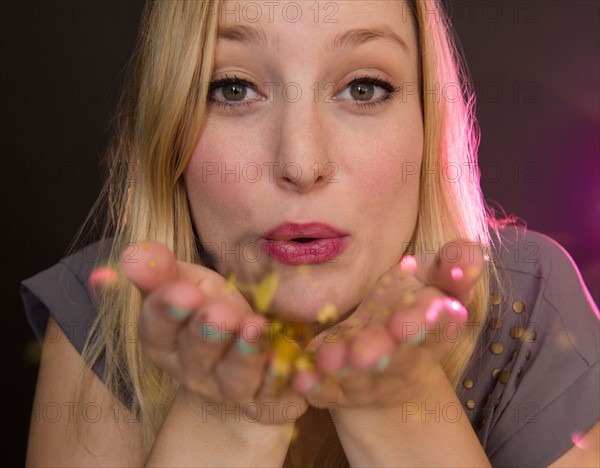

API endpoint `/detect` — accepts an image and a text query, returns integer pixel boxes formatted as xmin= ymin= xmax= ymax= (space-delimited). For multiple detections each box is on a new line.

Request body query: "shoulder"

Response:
xmin=490 ymin=226 xmax=599 ymax=365
xmin=20 ymin=238 xmax=113 ymax=361
xmin=473 ymin=226 xmax=600 ymax=465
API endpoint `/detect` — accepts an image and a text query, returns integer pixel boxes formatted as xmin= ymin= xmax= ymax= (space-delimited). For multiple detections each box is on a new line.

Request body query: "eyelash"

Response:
xmin=207 ymin=74 xmax=400 ymax=111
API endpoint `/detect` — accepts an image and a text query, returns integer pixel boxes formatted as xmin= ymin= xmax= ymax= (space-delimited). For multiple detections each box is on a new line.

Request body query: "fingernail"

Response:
xmin=407 ymin=329 xmax=426 ymax=347
xmin=167 ymin=304 xmax=192 ymax=320
xmin=372 ymin=354 xmax=390 ymax=374
xmin=200 ymin=323 xmax=223 ymax=342
xmin=334 ymin=365 xmax=350 ymax=379
xmin=305 ymin=380 xmax=322 ymax=397
xmin=450 ymin=266 xmax=464 ymax=281
xmin=399 ymin=255 xmax=417 ymax=274
xmin=235 ymin=337 xmax=260 ymax=356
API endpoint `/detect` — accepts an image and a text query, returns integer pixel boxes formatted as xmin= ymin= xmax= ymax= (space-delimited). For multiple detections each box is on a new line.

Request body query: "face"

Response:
xmin=184 ymin=0 xmax=423 ymax=323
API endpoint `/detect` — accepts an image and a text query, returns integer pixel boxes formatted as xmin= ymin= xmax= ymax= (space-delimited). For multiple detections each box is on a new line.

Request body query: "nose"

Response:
xmin=272 ymin=95 xmax=332 ymax=194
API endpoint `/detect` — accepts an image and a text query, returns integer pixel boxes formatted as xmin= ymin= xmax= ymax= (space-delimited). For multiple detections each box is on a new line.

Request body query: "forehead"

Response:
xmin=216 ymin=0 xmax=416 ymax=52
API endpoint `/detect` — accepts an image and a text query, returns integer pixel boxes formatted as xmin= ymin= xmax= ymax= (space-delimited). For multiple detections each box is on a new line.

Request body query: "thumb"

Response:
xmin=120 ymin=241 xmax=179 ymax=297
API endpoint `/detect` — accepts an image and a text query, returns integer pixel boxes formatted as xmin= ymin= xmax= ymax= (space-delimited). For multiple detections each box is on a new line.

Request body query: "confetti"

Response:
xmin=402 ymin=293 xmax=417 ymax=307
xmin=317 ymin=303 xmax=338 ymax=323
xmin=294 ymin=353 xmax=315 ymax=372
xmin=254 ymin=271 xmax=279 ymax=314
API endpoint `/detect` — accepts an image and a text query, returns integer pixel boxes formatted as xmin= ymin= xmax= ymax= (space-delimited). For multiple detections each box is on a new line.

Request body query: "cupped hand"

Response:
xmin=292 ymin=239 xmax=485 ymax=408
xmin=120 ymin=241 xmax=308 ymax=424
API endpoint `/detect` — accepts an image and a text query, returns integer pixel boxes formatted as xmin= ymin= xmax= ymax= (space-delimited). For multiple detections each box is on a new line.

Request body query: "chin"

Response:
xmin=266 ymin=281 xmax=360 ymax=326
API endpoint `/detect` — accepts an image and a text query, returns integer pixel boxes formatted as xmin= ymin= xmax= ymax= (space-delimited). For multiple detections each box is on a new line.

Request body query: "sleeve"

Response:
xmin=20 ymin=241 xmax=109 ymax=382
xmin=21 ymin=261 xmax=97 ymax=353
xmin=485 ymin=229 xmax=600 ymax=467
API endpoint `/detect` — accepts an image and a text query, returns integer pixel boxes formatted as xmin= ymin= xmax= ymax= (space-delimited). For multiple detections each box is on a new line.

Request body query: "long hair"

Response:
xmin=67 ymin=0 xmax=508 ymax=464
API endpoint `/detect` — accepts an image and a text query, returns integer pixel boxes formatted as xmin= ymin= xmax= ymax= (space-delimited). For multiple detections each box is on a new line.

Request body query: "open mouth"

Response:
xmin=291 ymin=238 xmax=317 ymax=243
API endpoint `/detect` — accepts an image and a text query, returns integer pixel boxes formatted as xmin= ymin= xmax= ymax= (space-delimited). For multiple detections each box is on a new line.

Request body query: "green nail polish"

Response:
xmin=407 ymin=329 xmax=426 ymax=347
xmin=373 ymin=354 xmax=390 ymax=373
xmin=201 ymin=323 xmax=223 ymax=342
xmin=235 ymin=338 xmax=260 ymax=356
xmin=307 ymin=381 xmax=322 ymax=397
xmin=167 ymin=305 xmax=191 ymax=320
xmin=334 ymin=365 xmax=350 ymax=379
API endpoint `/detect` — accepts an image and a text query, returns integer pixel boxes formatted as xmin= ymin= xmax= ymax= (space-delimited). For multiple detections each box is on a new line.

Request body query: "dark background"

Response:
xmin=2 ymin=1 xmax=598 ymax=465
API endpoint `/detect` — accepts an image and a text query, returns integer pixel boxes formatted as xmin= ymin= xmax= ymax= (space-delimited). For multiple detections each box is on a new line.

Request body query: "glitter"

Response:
xmin=317 ymin=303 xmax=338 ymax=323
xmin=294 ymin=354 xmax=315 ymax=372
xmin=149 ymin=260 xmax=156 ymax=268
xmin=466 ymin=266 xmax=480 ymax=279
xmin=254 ymin=271 xmax=279 ymax=314
xmin=402 ymin=293 xmax=416 ymax=307
xmin=381 ymin=274 xmax=392 ymax=285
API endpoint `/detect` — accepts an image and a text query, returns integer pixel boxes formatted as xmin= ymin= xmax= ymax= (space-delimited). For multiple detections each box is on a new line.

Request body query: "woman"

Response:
xmin=21 ymin=0 xmax=599 ymax=466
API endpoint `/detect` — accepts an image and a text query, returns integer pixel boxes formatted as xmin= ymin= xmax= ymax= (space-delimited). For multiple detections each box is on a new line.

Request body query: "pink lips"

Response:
xmin=260 ymin=222 xmax=349 ymax=265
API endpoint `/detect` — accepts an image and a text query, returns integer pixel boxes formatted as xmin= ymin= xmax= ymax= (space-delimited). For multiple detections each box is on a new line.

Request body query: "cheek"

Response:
xmin=342 ymin=117 xmax=423 ymax=208
xmin=184 ymin=134 xmax=260 ymax=240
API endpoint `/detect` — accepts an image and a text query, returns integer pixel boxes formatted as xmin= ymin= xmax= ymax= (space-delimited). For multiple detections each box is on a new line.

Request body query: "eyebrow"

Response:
xmin=217 ymin=24 xmax=409 ymax=53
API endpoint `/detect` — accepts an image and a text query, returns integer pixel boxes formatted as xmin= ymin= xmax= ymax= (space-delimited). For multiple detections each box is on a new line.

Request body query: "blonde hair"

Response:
xmin=68 ymin=0 xmax=508 ymax=464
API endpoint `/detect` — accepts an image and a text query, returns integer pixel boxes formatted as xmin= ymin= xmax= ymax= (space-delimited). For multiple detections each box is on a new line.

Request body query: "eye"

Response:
xmin=335 ymin=75 xmax=399 ymax=108
xmin=208 ymin=74 xmax=263 ymax=108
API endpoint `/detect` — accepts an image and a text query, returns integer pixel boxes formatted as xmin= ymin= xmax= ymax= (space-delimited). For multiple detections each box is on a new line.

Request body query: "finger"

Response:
xmin=216 ymin=318 xmax=271 ymax=401
xmin=348 ymin=324 xmax=395 ymax=371
xmin=388 ymin=286 xmax=468 ymax=361
xmin=315 ymin=339 xmax=348 ymax=376
xmin=177 ymin=298 xmax=243 ymax=384
xmin=400 ymin=239 xmax=485 ymax=304
xmin=120 ymin=241 xmax=178 ymax=297
xmin=138 ymin=280 xmax=204 ymax=374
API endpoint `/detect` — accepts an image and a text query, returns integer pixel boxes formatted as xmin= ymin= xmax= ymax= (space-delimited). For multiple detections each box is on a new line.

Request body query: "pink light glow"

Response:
xmin=88 ymin=267 xmax=119 ymax=289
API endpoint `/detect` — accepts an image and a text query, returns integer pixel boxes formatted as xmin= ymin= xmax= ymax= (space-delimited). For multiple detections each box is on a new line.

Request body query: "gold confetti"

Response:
xmin=297 ymin=265 xmax=310 ymax=277
xmin=317 ymin=303 xmax=338 ymax=323
xmin=383 ymin=307 xmax=392 ymax=317
xmin=466 ymin=266 xmax=480 ymax=280
xmin=403 ymin=293 xmax=417 ymax=307
xmin=294 ymin=353 xmax=315 ymax=372
xmin=224 ymin=272 xmax=237 ymax=293
xmin=23 ymin=340 xmax=41 ymax=365
xmin=381 ymin=274 xmax=392 ymax=285
xmin=148 ymin=260 xmax=156 ymax=268
xmin=254 ymin=271 xmax=279 ymax=314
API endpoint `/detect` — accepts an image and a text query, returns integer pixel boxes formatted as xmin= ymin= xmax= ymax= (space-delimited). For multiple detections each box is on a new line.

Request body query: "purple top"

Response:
xmin=20 ymin=227 xmax=599 ymax=466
